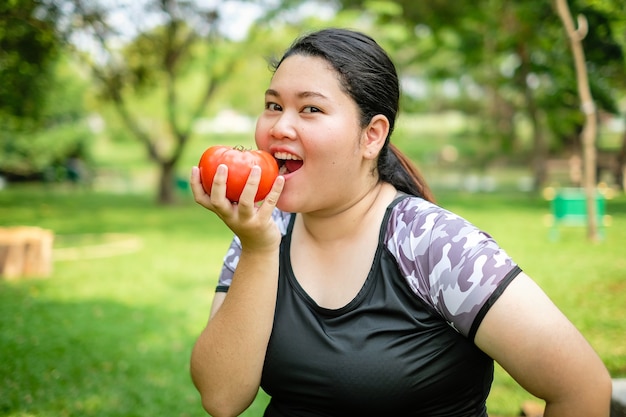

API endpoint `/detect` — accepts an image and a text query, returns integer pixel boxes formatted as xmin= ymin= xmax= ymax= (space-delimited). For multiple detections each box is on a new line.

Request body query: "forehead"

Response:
xmin=269 ymin=55 xmax=345 ymax=97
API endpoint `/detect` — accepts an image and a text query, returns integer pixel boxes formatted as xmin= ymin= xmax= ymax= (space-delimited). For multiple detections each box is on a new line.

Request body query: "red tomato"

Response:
xmin=198 ymin=145 xmax=279 ymax=202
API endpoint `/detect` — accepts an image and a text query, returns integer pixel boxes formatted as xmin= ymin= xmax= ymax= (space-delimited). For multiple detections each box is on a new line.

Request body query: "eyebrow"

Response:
xmin=265 ymin=89 xmax=329 ymax=101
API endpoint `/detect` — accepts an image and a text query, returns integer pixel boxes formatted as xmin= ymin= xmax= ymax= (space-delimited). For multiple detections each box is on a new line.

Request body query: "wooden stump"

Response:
xmin=0 ymin=227 xmax=54 ymax=279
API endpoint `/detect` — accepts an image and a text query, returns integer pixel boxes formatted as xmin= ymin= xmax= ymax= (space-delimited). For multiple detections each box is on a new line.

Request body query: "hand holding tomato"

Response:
xmin=198 ymin=145 xmax=279 ymax=203
xmin=192 ymin=147 xmax=284 ymax=251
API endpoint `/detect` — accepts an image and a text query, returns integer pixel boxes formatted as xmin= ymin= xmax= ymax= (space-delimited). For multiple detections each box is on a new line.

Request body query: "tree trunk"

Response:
xmin=617 ymin=118 xmax=626 ymax=191
xmin=555 ymin=0 xmax=600 ymax=242
xmin=158 ymin=162 xmax=177 ymax=205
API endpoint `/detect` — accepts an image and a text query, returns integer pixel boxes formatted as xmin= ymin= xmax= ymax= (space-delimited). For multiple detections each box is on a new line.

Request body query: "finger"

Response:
xmin=190 ymin=166 xmax=212 ymax=205
xmin=258 ymin=175 xmax=285 ymax=216
xmin=190 ymin=166 xmax=203 ymax=192
xmin=209 ymin=164 xmax=229 ymax=205
xmin=237 ymin=165 xmax=262 ymax=213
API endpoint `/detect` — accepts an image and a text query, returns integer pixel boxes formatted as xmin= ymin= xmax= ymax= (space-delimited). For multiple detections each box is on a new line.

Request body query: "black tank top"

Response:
xmin=261 ymin=200 xmax=493 ymax=417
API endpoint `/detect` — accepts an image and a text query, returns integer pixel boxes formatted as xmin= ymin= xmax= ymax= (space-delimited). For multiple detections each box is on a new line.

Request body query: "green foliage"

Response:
xmin=0 ymin=121 xmax=92 ymax=179
xmin=330 ymin=0 xmax=626 ymax=165
xmin=0 ymin=0 xmax=61 ymax=119
xmin=211 ymin=24 xmax=301 ymax=116
xmin=0 ymin=54 xmax=92 ymax=179
xmin=2 ymin=0 xmax=624 ymax=195
xmin=65 ymin=1 xmax=261 ymax=203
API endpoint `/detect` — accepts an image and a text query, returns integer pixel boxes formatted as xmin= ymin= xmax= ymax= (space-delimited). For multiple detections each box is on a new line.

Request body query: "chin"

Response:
xmin=275 ymin=198 xmax=295 ymax=213
xmin=275 ymin=189 xmax=303 ymax=214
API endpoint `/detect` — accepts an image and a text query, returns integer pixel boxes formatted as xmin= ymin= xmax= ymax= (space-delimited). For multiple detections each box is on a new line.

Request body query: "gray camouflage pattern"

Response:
xmin=216 ymin=196 xmax=517 ymax=338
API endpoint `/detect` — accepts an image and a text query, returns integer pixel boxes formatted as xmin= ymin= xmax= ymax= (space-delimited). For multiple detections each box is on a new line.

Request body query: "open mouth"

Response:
xmin=274 ymin=151 xmax=303 ymax=175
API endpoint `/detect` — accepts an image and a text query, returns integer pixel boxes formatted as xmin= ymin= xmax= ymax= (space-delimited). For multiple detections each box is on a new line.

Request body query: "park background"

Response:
xmin=1 ymin=0 xmax=625 ymax=416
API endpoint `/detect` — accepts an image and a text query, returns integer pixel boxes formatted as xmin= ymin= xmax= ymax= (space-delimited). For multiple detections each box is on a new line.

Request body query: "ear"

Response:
xmin=361 ymin=114 xmax=389 ymax=160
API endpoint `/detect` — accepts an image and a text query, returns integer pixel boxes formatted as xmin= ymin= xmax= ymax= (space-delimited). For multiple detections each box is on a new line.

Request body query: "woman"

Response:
xmin=189 ymin=28 xmax=611 ymax=417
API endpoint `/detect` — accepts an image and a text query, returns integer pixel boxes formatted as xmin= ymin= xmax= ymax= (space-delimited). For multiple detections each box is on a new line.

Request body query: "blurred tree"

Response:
xmin=556 ymin=0 xmax=599 ymax=241
xmin=332 ymin=0 xmax=625 ymax=189
xmin=0 ymin=1 xmax=92 ymax=181
xmin=58 ymin=0 xmax=250 ymax=204
xmin=0 ymin=0 xmax=61 ymax=120
xmin=583 ymin=0 xmax=626 ymax=190
xmin=5 ymin=0 xmax=622 ymax=194
xmin=0 ymin=54 xmax=92 ymax=181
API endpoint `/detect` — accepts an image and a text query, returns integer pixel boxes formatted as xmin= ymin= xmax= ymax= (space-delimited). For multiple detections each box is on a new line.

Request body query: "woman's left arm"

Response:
xmin=474 ymin=271 xmax=612 ymax=417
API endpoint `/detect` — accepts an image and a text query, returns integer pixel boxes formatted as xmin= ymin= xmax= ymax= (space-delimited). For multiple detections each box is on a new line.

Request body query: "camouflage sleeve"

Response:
xmin=215 ymin=209 xmax=292 ymax=292
xmin=386 ymin=197 xmax=520 ymax=339
xmin=215 ymin=236 xmax=242 ymax=292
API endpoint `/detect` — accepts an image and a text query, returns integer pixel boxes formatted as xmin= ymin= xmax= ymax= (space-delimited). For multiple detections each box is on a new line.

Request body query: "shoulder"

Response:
xmin=384 ymin=195 xmax=519 ymax=338
xmin=385 ymin=195 xmax=504 ymax=260
xmin=387 ymin=196 xmax=475 ymax=232
xmin=384 ymin=196 xmax=474 ymax=256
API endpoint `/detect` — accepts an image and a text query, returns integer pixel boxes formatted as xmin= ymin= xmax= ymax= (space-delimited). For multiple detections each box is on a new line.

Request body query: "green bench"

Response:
xmin=548 ymin=187 xmax=607 ymax=239
xmin=175 ymin=176 xmax=190 ymax=194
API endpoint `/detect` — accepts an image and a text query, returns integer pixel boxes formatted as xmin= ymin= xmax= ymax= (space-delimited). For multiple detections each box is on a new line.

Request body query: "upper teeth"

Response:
xmin=274 ymin=152 xmax=302 ymax=161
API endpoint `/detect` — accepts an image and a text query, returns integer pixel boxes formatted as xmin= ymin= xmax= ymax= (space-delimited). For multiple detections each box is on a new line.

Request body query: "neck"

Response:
xmin=297 ymin=181 xmax=396 ymax=244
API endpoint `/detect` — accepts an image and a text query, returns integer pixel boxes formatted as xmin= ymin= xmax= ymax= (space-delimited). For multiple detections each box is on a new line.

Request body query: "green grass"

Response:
xmin=1 ymin=184 xmax=625 ymax=417
xmin=0 ymin=185 xmax=265 ymax=417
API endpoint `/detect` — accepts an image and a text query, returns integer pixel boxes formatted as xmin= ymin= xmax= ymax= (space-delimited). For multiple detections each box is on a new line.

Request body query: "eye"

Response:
xmin=265 ymin=102 xmax=282 ymax=111
xmin=302 ymin=106 xmax=321 ymax=113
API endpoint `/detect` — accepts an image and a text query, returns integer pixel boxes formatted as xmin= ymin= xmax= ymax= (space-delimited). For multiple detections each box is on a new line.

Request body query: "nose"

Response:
xmin=269 ymin=111 xmax=297 ymax=141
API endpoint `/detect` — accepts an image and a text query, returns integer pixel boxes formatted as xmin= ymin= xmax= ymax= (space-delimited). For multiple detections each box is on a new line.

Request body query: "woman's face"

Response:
xmin=255 ymin=54 xmax=375 ymax=214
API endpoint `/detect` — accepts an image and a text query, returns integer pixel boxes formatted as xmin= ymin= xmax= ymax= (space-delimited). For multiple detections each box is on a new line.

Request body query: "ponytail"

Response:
xmin=378 ymin=143 xmax=435 ymax=203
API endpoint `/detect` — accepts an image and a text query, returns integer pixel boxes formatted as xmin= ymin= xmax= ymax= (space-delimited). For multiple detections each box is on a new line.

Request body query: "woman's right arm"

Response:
xmin=188 ymin=165 xmax=284 ymax=417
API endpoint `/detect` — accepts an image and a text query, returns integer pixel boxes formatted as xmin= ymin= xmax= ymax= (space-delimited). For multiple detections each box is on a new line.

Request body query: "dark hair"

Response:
xmin=272 ymin=28 xmax=434 ymax=202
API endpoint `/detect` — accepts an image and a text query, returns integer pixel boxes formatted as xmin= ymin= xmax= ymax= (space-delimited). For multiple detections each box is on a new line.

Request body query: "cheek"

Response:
xmin=254 ymin=118 xmax=269 ymax=148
